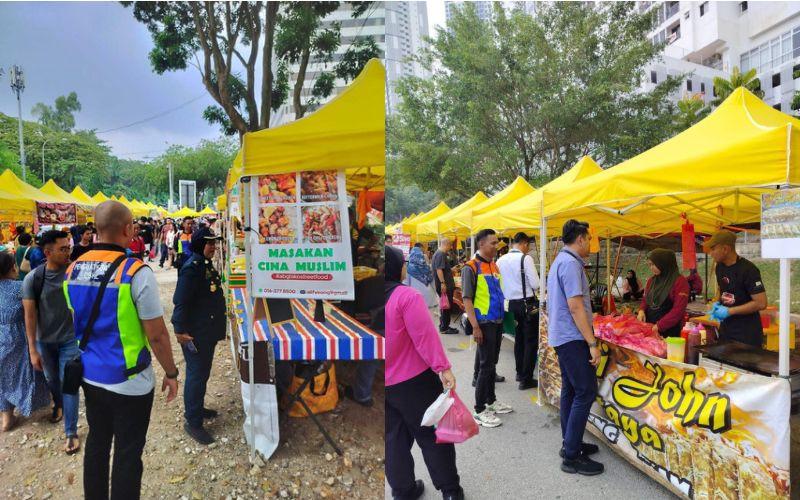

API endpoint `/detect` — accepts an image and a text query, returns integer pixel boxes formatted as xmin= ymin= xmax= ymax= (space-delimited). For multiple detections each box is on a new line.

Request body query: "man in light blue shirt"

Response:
xmin=546 ymin=220 xmax=603 ymax=476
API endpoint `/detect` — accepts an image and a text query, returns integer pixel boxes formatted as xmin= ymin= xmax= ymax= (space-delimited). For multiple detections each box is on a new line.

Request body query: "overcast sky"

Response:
xmin=427 ymin=1 xmax=446 ymax=37
xmin=0 ymin=2 xmax=220 ymax=161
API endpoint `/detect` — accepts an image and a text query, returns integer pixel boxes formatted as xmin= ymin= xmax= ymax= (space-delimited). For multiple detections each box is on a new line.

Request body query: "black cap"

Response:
xmin=190 ymin=227 xmax=222 ymax=254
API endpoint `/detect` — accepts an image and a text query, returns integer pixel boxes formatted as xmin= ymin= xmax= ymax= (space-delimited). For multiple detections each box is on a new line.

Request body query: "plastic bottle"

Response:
xmin=686 ymin=328 xmax=701 ymax=365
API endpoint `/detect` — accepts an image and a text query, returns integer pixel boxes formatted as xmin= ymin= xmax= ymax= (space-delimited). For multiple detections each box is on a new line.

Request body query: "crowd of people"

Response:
xmin=0 ymin=201 xmax=230 ymax=499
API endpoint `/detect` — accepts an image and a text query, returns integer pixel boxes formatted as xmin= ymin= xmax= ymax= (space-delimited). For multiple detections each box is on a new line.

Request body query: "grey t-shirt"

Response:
xmin=432 ymin=250 xmax=455 ymax=289
xmin=84 ymin=265 xmax=163 ymax=396
xmin=22 ymin=265 xmax=75 ymax=344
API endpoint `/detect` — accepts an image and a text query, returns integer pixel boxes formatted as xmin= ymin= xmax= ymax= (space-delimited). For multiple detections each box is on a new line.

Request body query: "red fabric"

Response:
xmin=640 ymin=275 xmax=691 ymax=332
xmin=356 ymin=190 xmax=370 ymax=229
xmin=681 ymin=221 xmax=696 ymax=270
xmin=128 ymin=236 xmax=145 ymax=254
xmin=687 ymin=272 xmax=703 ymax=293
xmin=435 ymin=390 xmax=479 ymax=444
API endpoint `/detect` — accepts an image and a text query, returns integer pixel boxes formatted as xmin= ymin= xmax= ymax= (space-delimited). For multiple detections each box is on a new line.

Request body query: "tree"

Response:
xmin=385 ymin=183 xmax=439 ymax=223
xmin=124 ymin=1 xmax=380 ymax=134
xmin=673 ymin=94 xmax=711 ymax=132
xmin=0 ymin=142 xmax=19 ymax=172
xmin=390 ymin=2 xmax=682 ymax=200
xmin=275 ymin=2 xmax=380 ymax=119
xmin=712 ymin=66 xmax=763 ymax=106
xmin=31 ymin=92 xmax=82 ymax=132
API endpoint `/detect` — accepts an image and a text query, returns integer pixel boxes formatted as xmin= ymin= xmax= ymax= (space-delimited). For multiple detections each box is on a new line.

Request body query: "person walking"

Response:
xmin=128 ymin=222 xmax=146 ymax=260
xmin=161 ymin=219 xmax=176 ymax=269
xmin=21 ymin=230 xmax=81 ymax=453
xmin=71 ymin=225 xmax=94 ymax=262
xmin=636 ymin=249 xmax=690 ymax=338
xmin=404 ymin=246 xmax=440 ymax=323
xmin=385 ymin=246 xmax=463 ymax=500
xmin=496 ymin=232 xmax=540 ymax=390
xmin=64 ymin=200 xmax=179 ymax=500
xmin=172 ymin=227 xmax=226 ymax=445
xmin=547 ymin=220 xmax=603 ymax=476
xmin=14 ymin=232 xmax=33 ymax=281
xmin=432 ymin=238 xmax=458 ymax=334
xmin=173 ymin=217 xmax=194 ymax=269
xmin=0 ymin=252 xmax=49 ymax=431
xmin=463 ymin=229 xmax=511 ymax=428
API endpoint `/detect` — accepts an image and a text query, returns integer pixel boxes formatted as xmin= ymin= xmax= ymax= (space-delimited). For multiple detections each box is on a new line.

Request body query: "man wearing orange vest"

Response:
xmin=173 ymin=216 xmax=194 ymax=270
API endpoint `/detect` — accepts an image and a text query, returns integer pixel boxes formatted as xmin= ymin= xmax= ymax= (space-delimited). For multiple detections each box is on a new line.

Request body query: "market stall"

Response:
xmin=532 ymin=88 xmax=800 ymax=499
xmin=0 ymin=169 xmax=78 ymax=233
xmin=223 ymin=58 xmax=385 ymax=461
xmin=40 ymin=179 xmax=94 ymax=224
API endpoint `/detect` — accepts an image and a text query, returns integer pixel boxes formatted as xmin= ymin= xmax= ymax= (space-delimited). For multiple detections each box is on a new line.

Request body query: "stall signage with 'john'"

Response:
xmin=250 ymin=169 xmax=354 ymax=300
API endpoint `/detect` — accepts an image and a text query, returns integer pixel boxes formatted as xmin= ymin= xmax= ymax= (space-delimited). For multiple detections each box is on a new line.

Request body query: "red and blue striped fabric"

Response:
xmin=232 ymin=288 xmax=384 ymax=361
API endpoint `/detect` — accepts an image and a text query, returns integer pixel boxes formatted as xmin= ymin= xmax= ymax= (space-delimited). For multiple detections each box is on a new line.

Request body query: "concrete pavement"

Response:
xmin=385 ymin=327 xmax=677 ymax=499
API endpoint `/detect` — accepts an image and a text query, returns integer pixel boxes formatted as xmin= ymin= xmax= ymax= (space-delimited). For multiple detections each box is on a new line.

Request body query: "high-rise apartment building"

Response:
xmin=273 ymin=3 xmax=386 ymax=125
xmin=641 ymin=1 xmax=800 ymax=112
xmin=445 ymin=1 xmax=495 ymax=24
xmin=386 ymin=1 xmax=431 ymax=113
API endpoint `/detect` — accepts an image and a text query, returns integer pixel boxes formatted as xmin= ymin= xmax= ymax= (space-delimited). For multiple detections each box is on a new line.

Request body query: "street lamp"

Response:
xmin=41 ymin=136 xmax=67 ymax=183
xmin=9 ymin=65 xmax=26 ymax=181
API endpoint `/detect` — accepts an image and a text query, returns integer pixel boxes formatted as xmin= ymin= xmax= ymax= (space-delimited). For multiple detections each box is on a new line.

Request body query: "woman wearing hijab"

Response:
xmin=622 ymin=269 xmax=643 ymax=301
xmin=404 ymin=246 xmax=439 ymax=321
xmin=636 ymin=249 xmax=690 ymax=337
xmin=385 ymin=246 xmax=464 ymax=500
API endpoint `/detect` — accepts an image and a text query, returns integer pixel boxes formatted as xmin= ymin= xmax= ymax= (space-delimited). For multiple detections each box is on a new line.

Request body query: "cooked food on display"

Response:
xmin=300 ymin=170 xmax=338 ymax=202
xmin=258 ymin=206 xmax=296 ymax=244
xmin=258 ymin=174 xmax=296 ymax=204
xmin=302 ymin=206 xmax=341 ymax=243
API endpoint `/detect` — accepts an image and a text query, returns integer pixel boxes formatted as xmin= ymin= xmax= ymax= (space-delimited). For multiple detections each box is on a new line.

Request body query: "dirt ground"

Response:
xmin=0 ymin=264 xmax=385 ymax=499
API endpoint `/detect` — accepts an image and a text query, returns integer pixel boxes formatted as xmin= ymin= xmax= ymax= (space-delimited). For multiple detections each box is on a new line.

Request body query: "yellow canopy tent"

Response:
xmin=416 ymin=191 xmax=489 ymax=241
xmin=40 ymin=179 xmax=91 ymax=206
xmin=217 ymin=194 xmax=227 ymax=212
xmin=199 ymin=205 xmax=218 ymax=215
xmin=110 ymin=195 xmax=119 ymax=201
xmin=0 ymin=185 xmax=34 ymax=218
xmin=0 ymin=169 xmax=64 ymax=204
xmin=472 ymin=156 xmax=603 ymax=234
xmin=226 ymin=58 xmax=384 ymax=193
xmin=542 ymin=88 xmax=800 ymax=238
xmin=71 ymin=186 xmax=96 ymax=206
xmin=171 ymin=207 xmax=199 ymax=218
xmin=92 ymin=191 xmax=110 ymax=204
xmin=401 ymin=202 xmax=450 ymax=239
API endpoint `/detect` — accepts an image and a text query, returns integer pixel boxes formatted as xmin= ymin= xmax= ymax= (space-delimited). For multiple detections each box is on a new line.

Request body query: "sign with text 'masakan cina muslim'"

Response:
xmin=249 ymin=169 xmax=354 ymax=300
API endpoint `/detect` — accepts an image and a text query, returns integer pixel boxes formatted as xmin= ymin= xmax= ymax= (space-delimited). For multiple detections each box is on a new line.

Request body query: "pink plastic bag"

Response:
xmin=439 ymin=291 xmax=451 ymax=310
xmin=435 ymin=389 xmax=479 ymax=444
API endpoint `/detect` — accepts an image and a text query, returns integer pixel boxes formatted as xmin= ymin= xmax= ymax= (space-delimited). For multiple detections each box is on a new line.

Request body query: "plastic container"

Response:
xmin=666 ymin=337 xmax=686 ymax=363
xmin=686 ymin=329 xmax=701 ymax=365
xmin=764 ymin=323 xmax=797 ymax=352
xmin=760 ymin=312 xmax=771 ymax=329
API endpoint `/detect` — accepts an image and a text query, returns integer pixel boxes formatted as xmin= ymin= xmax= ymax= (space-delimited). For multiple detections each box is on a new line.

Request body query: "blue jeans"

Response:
xmin=554 ymin=340 xmax=598 ymax=460
xmin=37 ymin=339 xmax=80 ymax=437
xmin=181 ymin=340 xmax=217 ymax=428
xmin=352 ymin=361 xmax=380 ymax=403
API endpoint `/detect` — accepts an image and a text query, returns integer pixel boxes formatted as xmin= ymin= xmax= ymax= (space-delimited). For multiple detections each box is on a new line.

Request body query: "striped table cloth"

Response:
xmin=230 ymin=288 xmax=384 ymax=361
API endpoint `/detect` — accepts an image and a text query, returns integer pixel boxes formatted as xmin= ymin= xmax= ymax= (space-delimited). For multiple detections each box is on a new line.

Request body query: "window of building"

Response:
xmin=773 ymin=73 xmax=781 ymax=87
xmin=740 ymin=1 xmax=748 ymax=13
xmin=667 ymin=21 xmax=681 ymax=44
xmin=651 ymin=70 xmax=658 ymax=84
xmin=701 ymin=82 xmax=706 ymax=93
xmin=687 ymin=80 xmax=692 ymax=91
xmin=794 ymin=64 xmax=800 ymax=78
xmin=773 ymin=103 xmax=782 ymax=111
xmin=712 ymin=85 xmax=716 ymax=97
xmin=700 ymin=2 xmax=708 ymax=16
xmin=684 ymin=11 xmax=690 ymax=19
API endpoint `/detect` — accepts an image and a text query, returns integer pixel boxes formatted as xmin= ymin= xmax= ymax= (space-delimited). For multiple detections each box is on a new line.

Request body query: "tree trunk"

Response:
xmin=260 ymin=1 xmax=279 ymax=129
xmin=293 ymin=47 xmax=311 ymax=119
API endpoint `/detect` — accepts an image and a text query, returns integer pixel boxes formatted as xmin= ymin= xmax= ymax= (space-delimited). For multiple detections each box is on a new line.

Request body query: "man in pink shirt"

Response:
xmin=385 ymin=246 xmax=463 ymax=500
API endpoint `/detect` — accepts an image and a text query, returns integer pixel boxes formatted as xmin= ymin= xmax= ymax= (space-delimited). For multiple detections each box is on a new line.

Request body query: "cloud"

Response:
xmin=101 ymin=126 xmax=222 ymax=161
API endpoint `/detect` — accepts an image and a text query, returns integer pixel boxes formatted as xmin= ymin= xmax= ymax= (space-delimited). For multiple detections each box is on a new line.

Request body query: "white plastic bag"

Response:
xmin=421 ymin=389 xmax=454 ymax=427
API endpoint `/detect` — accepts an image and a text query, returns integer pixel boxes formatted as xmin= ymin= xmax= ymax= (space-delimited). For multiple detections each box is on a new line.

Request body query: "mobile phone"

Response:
xmin=186 ymin=340 xmax=198 ymax=354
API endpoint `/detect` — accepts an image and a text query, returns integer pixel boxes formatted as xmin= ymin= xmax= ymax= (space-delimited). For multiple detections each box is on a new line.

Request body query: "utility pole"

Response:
xmin=9 ymin=65 xmax=26 ymax=181
xmin=168 ymin=161 xmax=174 ymax=211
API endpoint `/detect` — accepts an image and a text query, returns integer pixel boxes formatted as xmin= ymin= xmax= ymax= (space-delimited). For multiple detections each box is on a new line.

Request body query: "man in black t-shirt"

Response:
xmin=705 ymin=230 xmax=767 ymax=347
xmin=432 ymin=238 xmax=457 ymax=334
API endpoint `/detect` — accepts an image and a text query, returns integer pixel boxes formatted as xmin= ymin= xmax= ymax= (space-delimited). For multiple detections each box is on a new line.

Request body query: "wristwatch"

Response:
xmin=588 ymin=340 xmax=598 ymax=348
xmin=166 ymin=369 xmax=179 ymax=380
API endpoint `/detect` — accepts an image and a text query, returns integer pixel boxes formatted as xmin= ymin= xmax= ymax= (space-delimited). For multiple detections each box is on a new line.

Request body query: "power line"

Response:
xmin=95 ymin=93 xmax=207 ymax=135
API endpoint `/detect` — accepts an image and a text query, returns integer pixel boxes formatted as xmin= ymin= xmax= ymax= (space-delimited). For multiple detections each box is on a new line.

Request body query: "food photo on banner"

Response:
xmin=35 ymin=201 xmax=77 ymax=227
xmin=250 ymin=169 xmax=354 ymax=300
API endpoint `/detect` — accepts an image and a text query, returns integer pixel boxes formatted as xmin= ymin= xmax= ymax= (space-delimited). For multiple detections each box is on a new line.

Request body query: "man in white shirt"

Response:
xmin=497 ymin=232 xmax=540 ymax=390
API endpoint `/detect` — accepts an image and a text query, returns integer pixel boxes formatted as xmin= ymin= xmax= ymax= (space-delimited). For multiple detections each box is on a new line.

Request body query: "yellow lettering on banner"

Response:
xmin=658 ymin=379 xmax=682 ymax=411
xmin=595 ymin=342 xmax=610 ymax=378
xmin=620 ymin=414 xmax=639 ymax=444
xmin=697 ymin=395 xmax=731 ymax=432
xmin=603 ymin=402 xmax=621 ymax=427
xmin=598 ymin=397 xmax=665 ymax=452
xmin=640 ymin=425 xmax=663 ymax=451
xmin=675 ymin=373 xmax=706 ymax=427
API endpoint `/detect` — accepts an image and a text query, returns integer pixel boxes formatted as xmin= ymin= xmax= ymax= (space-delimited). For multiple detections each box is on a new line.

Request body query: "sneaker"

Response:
xmin=473 ymin=410 xmax=502 ymax=428
xmin=559 ymin=442 xmax=600 ymax=458
xmin=392 ymin=479 xmax=424 ymax=500
xmin=518 ymin=379 xmax=538 ymax=390
xmin=561 ymin=455 xmax=604 ymax=476
xmin=486 ymin=401 xmax=513 ymax=414
xmin=184 ymin=422 xmax=215 ymax=445
xmin=442 ymin=328 xmax=460 ymax=335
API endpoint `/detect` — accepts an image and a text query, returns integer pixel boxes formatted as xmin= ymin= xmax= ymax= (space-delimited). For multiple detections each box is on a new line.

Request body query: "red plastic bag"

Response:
xmin=439 ymin=291 xmax=451 ymax=310
xmin=148 ymin=246 xmax=157 ymax=260
xmin=435 ymin=389 xmax=479 ymax=444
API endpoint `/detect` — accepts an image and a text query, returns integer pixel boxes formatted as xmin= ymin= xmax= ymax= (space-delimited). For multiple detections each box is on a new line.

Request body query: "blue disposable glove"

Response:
xmin=715 ymin=304 xmax=730 ymax=321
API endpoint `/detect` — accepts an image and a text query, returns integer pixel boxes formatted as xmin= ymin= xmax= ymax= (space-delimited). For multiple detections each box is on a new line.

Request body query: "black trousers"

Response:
xmin=509 ymin=300 xmax=539 ymax=383
xmin=473 ymin=322 xmax=502 ymax=382
xmin=83 ymin=383 xmax=154 ymax=500
xmin=436 ymin=284 xmax=455 ymax=332
xmin=474 ymin=322 xmax=502 ymax=413
xmin=182 ymin=340 xmax=217 ymax=428
xmin=386 ymin=369 xmax=460 ymax=497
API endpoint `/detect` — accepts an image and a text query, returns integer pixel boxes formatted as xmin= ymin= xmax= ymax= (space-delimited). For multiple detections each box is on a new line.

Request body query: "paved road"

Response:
xmin=385 ymin=326 xmax=676 ymax=499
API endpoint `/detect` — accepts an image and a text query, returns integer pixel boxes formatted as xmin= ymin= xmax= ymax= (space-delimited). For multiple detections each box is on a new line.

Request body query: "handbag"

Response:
xmin=19 ymin=246 xmax=31 ymax=273
xmin=520 ymin=252 xmax=539 ymax=317
xmin=62 ymin=254 xmax=127 ymax=395
xmin=286 ymin=363 xmax=339 ymax=417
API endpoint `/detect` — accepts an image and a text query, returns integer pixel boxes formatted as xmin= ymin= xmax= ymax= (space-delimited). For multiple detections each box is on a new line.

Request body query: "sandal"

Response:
xmin=49 ymin=406 xmax=63 ymax=424
xmin=65 ymin=435 xmax=81 ymax=455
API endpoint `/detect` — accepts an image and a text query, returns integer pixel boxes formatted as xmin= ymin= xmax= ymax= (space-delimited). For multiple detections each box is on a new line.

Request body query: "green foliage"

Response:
xmin=674 ymin=95 xmax=711 ymax=132
xmin=712 ymin=66 xmax=763 ymax=105
xmin=337 ymin=36 xmax=381 ymax=82
xmin=31 ymin=92 xmax=82 ymax=132
xmin=0 ymin=142 xmax=19 ymax=172
xmin=391 ymin=2 xmax=682 ymax=200
xmin=385 ymin=183 xmax=439 ymax=223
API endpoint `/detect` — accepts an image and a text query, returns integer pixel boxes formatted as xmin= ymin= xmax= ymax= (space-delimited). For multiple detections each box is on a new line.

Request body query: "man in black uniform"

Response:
xmin=171 ymin=227 xmax=227 ymax=445
xmin=705 ymin=230 xmax=768 ymax=347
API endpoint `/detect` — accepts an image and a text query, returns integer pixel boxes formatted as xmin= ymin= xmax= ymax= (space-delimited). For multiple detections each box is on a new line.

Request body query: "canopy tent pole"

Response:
xmin=779 ymin=258 xmax=790 ymax=377
xmin=242 ymin=146 xmax=256 ymax=463
xmin=606 ymin=234 xmax=612 ymax=314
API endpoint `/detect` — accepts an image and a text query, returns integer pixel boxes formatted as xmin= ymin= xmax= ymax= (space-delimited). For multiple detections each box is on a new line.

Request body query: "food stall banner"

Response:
xmin=391 ymin=233 xmax=412 ymax=260
xmin=36 ymin=202 xmax=77 ymax=226
xmin=761 ymin=187 xmax=800 ymax=258
xmin=249 ymin=169 xmax=354 ymax=300
xmin=538 ymin=315 xmax=791 ymax=499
